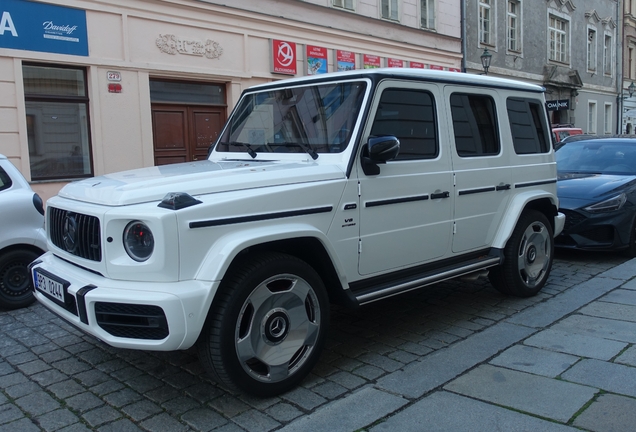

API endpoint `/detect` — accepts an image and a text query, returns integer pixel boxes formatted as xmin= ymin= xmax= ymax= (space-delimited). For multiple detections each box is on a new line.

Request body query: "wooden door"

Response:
xmin=152 ymin=105 xmax=225 ymax=166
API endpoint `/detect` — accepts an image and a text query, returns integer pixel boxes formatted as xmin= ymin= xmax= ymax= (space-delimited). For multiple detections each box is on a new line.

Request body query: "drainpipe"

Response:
xmin=618 ymin=3 xmax=624 ymax=134
xmin=461 ymin=0 xmax=467 ymax=73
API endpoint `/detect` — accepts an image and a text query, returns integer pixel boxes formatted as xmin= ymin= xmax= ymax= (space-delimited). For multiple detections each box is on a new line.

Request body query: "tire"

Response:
xmin=197 ymin=252 xmax=329 ymax=397
xmin=0 ymin=249 xmax=41 ymax=310
xmin=489 ymin=210 xmax=554 ymax=297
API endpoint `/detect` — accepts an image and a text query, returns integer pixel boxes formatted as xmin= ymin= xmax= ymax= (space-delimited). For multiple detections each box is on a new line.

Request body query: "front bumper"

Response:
xmin=555 ymin=208 xmax=634 ymax=251
xmin=31 ymin=252 xmax=218 ymax=351
xmin=554 ymin=212 xmax=566 ymax=237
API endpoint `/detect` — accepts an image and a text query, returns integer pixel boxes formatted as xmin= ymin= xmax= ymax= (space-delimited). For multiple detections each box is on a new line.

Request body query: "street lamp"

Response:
xmin=627 ymin=82 xmax=636 ymax=99
xmin=480 ymin=48 xmax=492 ymax=75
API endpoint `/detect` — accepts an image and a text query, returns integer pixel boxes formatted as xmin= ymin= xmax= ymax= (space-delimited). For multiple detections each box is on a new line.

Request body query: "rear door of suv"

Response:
xmin=444 ymin=87 xmax=512 ymax=253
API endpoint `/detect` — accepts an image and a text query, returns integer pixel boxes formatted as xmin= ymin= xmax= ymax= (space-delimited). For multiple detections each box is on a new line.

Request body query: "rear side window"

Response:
xmin=370 ymin=88 xmax=438 ymax=160
xmin=450 ymin=94 xmax=499 ymax=157
xmin=507 ymin=97 xmax=550 ymax=154
xmin=0 ymin=167 xmax=12 ymax=192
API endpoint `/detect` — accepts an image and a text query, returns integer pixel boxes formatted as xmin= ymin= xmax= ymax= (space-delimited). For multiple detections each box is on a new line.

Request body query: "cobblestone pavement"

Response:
xmin=0 ymin=250 xmax=630 ymax=432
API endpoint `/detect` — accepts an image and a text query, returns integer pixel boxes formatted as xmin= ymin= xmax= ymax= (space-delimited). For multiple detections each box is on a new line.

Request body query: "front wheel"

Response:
xmin=489 ymin=210 xmax=554 ymax=297
xmin=197 ymin=252 xmax=329 ymax=397
xmin=0 ymin=249 xmax=41 ymax=310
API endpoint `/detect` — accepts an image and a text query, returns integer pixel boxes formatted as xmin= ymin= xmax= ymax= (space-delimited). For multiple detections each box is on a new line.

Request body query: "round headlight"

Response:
xmin=123 ymin=221 xmax=154 ymax=262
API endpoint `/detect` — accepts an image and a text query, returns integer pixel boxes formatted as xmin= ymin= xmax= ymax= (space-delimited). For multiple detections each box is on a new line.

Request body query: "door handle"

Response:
xmin=431 ymin=191 xmax=450 ymax=199
xmin=496 ymin=184 xmax=511 ymax=191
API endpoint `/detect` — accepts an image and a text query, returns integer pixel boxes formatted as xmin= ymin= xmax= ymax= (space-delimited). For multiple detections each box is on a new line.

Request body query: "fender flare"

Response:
xmin=491 ymin=190 xmax=559 ymax=249
xmin=194 ymin=223 xmax=349 ymax=286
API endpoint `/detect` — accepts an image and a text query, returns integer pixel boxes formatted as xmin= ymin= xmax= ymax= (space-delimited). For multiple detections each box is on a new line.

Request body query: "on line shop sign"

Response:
xmin=0 ymin=0 xmax=88 ymax=56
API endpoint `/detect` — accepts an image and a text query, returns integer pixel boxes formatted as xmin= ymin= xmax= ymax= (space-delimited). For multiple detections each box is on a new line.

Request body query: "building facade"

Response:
xmin=464 ymin=0 xmax=621 ymax=135
xmin=0 ymin=0 xmax=462 ymax=202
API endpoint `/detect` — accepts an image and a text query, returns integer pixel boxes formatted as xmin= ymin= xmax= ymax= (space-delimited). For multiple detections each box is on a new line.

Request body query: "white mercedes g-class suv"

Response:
xmin=32 ymin=69 xmax=564 ymax=397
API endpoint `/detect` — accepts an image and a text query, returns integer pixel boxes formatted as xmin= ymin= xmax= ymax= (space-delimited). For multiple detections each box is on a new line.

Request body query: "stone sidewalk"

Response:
xmin=1 ymin=251 xmax=635 ymax=431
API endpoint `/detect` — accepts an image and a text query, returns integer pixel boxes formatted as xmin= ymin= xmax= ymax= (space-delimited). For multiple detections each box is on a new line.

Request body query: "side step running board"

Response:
xmin=355 ymin=256 xmax=501 ymax=305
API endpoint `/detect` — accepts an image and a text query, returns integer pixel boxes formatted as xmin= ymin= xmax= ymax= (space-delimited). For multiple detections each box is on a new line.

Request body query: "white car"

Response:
xmin=0 ymin=154 xmax=47 ymax=309
xmin=32 ymin=69 xmax=565 ymax=396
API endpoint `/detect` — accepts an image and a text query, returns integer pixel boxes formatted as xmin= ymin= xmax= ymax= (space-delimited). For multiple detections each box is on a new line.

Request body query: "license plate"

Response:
xmin=34 ymin=270 xmax=68 ymax=304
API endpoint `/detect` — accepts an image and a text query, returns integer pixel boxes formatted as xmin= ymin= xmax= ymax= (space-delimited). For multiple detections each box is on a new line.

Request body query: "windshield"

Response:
xmin=215 ymin=81 xmax=367 ymax=156
xmin=556 ymin=141 xmax=636 ymax=174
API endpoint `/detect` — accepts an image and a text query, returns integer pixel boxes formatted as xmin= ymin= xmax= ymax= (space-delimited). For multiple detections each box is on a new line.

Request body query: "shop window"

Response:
xmin=23 ymin=64 xmax=92 ymax=181
xmin=149 ymin=80 xmax=226 ymax=105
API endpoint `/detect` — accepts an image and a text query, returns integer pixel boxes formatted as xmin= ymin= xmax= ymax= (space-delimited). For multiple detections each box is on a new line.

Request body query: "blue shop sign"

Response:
xmin=0 ymin=0 xmax=88 ymax=56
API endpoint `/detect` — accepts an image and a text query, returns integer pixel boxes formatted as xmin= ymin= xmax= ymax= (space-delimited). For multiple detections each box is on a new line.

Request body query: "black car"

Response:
xmin=556 ymin=137 xmax=636 ymax=255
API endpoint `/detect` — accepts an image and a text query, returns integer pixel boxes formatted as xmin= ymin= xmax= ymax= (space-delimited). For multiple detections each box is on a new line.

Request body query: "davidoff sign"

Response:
xmin=156 ymin=34 xmax=223 ymax=59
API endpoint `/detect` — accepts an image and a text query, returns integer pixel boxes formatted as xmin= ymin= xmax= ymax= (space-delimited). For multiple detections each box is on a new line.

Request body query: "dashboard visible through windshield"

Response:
xmin=215 ymin=81 xmax=367 ymax=157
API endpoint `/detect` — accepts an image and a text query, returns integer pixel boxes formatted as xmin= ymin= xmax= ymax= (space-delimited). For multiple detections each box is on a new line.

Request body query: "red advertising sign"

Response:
xmin=387 ymin=58 xmax=404 ymax=68
xmin=307 ymin=45 xmax=328 ymax=75
xmin=272 ymin=39 xmax=297 ymax=75
xmin=410 ymin=61 xmax=426 ymax=69
xmin=363 ymin=54 xmax=381 ymax=69
xmin=336 ymin=50 xmax=356 ymax=71
xmin=449 ymin=67 xmax=461 ymax=72
xmin=429 ymin=64 xmax=444 ymax=70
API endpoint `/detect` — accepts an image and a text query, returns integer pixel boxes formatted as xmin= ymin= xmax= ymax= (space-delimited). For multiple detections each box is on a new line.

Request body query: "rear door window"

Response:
xmin=450 ymin=94 xmax=499 ymax=157
xmin=0 ymin=167 xmax=12 ymax=192
xmin=507 ymin=97 xmax=550 ymax=154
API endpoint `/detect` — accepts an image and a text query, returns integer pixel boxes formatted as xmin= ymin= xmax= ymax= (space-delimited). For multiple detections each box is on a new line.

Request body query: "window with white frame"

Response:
xmin=549 ymin=15 xmax=568 ymax=63
xmin=479 ymin=0 xmax=492 ymax=45
xmin=588 ymin=101 xmax=597 ymax=134
xmin=630 ymin=46 xmax=635 ymax=79
xmin=604 ymin=34 xmax=613 ymax=75
xmin=333 ymin=0 xmax=354 ymax=11
xmin=604 ymin=103 xmax=612 ymax=134
xmin=507 ymin=1 xmax=521 ymax=52
xmin=587 ymin=28 xmax=596 ymax=71
xmin=381 ymin=0 xmax=398 ymax=20
xmin=421 ymin=0 xmax=435 ymax=29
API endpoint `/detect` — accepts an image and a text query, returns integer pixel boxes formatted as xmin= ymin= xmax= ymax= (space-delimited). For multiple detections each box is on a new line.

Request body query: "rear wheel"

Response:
xmin=0 ymin=249 xmax=40 ymax=310
xmin=197 ymin=252 xmax=329 ymax=397
xmin=489 ymin=210 xmax=553 ymax=297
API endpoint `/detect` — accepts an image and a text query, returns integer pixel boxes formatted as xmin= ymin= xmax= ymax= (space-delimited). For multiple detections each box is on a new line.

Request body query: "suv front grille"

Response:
xmin=49 ymin=207 xmax=102 ymax=262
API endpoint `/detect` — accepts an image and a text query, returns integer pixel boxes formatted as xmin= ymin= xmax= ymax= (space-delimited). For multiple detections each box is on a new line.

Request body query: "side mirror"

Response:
xmin=368 ymin=136 xmax=400 ymax=161
xmin=361 ymin=136 xmax=400 ymax=175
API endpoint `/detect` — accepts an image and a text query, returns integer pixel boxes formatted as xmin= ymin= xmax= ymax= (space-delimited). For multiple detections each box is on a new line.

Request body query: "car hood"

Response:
xmin=58 ymin=159 xmax=346 ymax=206
xmin=557 ymin=172 xmax=636 ymax=206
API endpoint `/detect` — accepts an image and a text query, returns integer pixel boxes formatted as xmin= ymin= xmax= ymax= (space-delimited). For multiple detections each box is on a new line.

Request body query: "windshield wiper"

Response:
xmin=271 ymin=142 xmax=319 ymax=160
xmin=227 ymin=141 xmax=257 ymax=159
